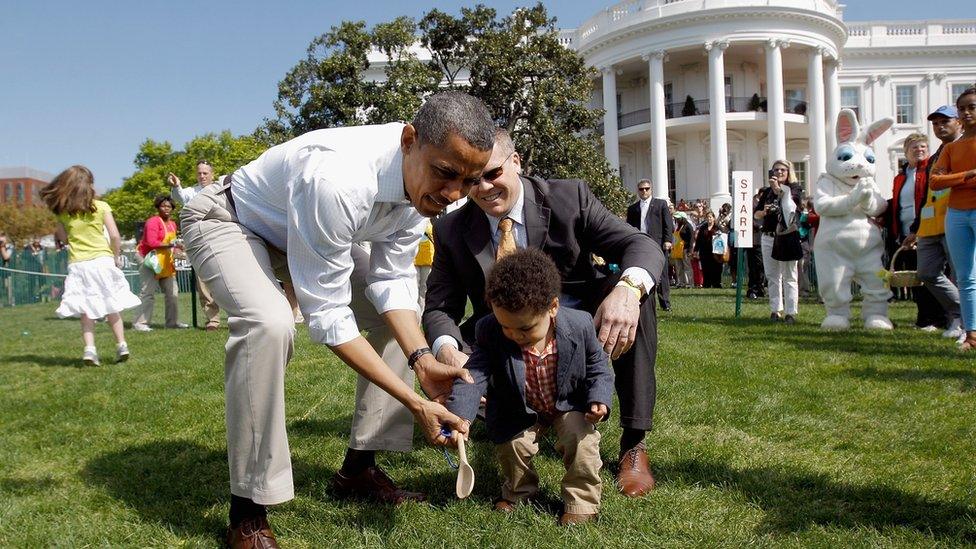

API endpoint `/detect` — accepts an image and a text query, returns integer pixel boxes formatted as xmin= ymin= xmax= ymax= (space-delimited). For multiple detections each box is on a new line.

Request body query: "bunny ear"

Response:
xmin=860 ymin=117 xmax=894 ymax=146
xmin=836 ymin=109 xmax=859 ymax=144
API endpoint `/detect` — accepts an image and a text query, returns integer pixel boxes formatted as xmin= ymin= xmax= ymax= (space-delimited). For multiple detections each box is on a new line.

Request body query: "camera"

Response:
xmin=768 ymin=168 xmax=777 ymax=179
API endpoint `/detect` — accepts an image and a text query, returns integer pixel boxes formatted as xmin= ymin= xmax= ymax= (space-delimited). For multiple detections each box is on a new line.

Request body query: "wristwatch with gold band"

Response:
xmin=617 ymin=274 xmax=647 ymax=299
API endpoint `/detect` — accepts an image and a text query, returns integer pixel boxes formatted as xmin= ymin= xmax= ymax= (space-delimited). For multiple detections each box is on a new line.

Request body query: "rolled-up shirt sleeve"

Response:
xmin=286 ymin=156 xmax=362 ymax=347
xmin=366 ymin=217 xmax=426 ymax=315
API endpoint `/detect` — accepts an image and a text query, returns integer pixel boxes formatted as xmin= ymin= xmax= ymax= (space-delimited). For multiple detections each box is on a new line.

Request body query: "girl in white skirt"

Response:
xmin=40 ymin=165 xmax=141 ymax=365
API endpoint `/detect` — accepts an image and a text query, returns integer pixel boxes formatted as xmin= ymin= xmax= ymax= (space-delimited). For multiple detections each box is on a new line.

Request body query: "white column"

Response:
xmin=765 ymin=39 xmax=787 ymax=164
xmin=807 ymin=46 xmax=827 ymax=185
xmin=644 ymin=50 xmax=669 ymax=200
xmin=601 ymin=66 xmax=620 ymax=173
xmin=706 ymin=40 xmax=731 ymax=211
xmin=825 ymin=57 xmax=841 ymax=151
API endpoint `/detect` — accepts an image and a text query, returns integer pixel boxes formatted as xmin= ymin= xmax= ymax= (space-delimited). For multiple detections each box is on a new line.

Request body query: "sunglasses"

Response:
xmin=638 ymin=187 xmax=651 ymax=192
xmin=481 ymin=152 xmax=516 ymax=183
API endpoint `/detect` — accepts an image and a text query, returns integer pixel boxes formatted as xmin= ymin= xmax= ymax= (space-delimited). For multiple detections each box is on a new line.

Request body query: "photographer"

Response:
xmin=754 ymin=160 xmax=802 ymax=324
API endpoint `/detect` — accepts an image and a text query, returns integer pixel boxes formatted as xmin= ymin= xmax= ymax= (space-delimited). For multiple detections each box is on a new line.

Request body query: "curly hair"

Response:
xmin=485 ymin=248 xmax=561 ymax=314
xmin=153 ymin=194 xmax=174 ymax=209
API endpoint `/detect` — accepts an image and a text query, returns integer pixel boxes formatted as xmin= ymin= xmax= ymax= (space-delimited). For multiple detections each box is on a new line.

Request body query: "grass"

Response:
xmin=0 ymin=290 xmax=974 ymax=547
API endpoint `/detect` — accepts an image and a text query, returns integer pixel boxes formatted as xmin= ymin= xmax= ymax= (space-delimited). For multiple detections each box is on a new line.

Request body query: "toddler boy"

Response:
xmin=446 ymin=249 xmax=614 ymax=525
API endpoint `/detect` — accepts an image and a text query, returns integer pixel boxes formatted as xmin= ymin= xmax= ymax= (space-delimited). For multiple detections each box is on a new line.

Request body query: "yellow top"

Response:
xmin=916 ymin=184 xmax=950 ymax=237
xmin=57 ymin=200 xmax=114 ymax=263
xmin=415 ymin=222 xmax=434 ymax=267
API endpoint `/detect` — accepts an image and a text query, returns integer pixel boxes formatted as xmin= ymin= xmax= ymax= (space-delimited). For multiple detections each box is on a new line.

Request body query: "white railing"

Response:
xmin=571 ymin=0 xmax=842 ymax=50
xmin=845 ymin=21 xmax=976 ymax=48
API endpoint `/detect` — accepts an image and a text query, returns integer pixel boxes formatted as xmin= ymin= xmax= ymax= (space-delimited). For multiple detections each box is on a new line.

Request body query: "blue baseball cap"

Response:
xmin=928 ymin=105 xmax=958 ymax=120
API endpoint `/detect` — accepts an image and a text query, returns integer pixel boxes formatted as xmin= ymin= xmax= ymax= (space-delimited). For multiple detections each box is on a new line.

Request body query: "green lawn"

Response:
xmin=0 ymin=290 xmax=974 ymax=548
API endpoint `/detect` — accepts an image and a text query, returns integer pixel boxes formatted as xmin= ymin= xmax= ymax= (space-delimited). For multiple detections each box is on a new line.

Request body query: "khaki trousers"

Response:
xmin=132 ymin=265 xmax=178 ymax=328
xmin=495 ymin=411 xmax=602 ymax=514
xmin=180 ymin=185 xmax=413 ymax=505
xmin=196 ymin=275 xmax=221 ymax=328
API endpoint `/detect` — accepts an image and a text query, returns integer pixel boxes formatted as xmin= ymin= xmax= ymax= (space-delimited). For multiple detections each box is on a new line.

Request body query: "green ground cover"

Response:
xmin=0 ymin=291 xmax=973 ymax=547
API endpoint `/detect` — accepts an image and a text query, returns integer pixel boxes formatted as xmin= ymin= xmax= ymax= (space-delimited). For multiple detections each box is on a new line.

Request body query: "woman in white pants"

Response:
xmin=754 ymin=160 xmax=801 ymax=324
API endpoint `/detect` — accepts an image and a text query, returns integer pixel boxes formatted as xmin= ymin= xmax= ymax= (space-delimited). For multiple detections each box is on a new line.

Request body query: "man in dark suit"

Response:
xmin=627 ymin=179 xmax=674 ymax=311
xmin=423 ymin=129 xmax=666 ymax=497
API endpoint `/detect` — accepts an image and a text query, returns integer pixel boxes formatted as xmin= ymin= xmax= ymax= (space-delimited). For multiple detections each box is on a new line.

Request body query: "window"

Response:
xmin=725 ymin=76 xmax=733 ymax=111
xmin=664 ymin=82 xmax=673 ymax=118
xmin=794 ymin=161 xmax=808 ymax=193
xmin=16 ymin=183 xmax=24 ymax=203
xmin=952 ymin=83 xmax=973 ymax=103
xmin=667 ymin=158 xmax=677 ymax=205
xmin=2 ymin=183 xmax=10 ymax=202
xmin=840 ymin=86 xmax=860 ymax=121
xmin=896 ymin=85 xmax=916 ymax=124
xmin=616 ymin=93 xmax=623 ymax=115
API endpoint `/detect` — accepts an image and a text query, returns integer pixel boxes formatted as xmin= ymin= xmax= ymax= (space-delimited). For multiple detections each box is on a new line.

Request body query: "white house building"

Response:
xmin=366 ymin=0 xmax=976 ymax=208
xmin=565 ymin=0 xmax=976 ymax=209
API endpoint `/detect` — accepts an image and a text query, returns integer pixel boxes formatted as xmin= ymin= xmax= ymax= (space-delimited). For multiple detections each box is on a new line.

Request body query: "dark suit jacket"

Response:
xmin=423 ymin=175 xmax=665 ymax=352
xmin=445 ymin=307 xmax=614 ymax=444
xmin=626 ymin=198 xmax=674 ymax=248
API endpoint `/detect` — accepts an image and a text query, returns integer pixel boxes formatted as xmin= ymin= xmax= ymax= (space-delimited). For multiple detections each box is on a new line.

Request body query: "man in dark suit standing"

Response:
xmin=423 ymin=129 xmax=666 ymax=498
xmin=626 ymin=179 xmax=674 ymax=311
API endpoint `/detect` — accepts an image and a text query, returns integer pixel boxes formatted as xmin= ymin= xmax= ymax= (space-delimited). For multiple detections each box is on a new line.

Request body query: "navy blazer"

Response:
xmin=446 ymin=307 xmax=615 ymax=444
xmin=423 ymin=174 xmax=664 ymax=352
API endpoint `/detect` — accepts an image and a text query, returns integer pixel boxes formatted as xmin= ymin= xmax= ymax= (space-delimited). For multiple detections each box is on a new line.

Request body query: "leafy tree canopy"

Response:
xmin=103 ymin=131 xmax=268 ymax=237
xmin=0 ymin=203 xmax=58 ymax=246
xmin=267 ymin=3 xmax=632 ymax=213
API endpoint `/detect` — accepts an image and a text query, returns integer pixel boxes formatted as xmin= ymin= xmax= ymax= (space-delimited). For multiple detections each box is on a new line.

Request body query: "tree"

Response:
xmin=103 ymin=132 xmax=268 ymax=237
xmin=0 ymin=203 xmax=58 ymax=246
xmin=267 ymin=3 xmax=632 ymax=214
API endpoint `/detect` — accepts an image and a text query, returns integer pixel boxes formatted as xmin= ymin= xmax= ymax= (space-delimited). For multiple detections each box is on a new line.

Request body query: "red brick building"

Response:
xmin=0 ymin=167 xmax=54 ymax=207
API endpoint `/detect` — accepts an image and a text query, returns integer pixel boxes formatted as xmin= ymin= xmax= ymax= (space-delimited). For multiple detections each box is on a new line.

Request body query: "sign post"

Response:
xmin=732 ymin=171 xmax=754 ymax=318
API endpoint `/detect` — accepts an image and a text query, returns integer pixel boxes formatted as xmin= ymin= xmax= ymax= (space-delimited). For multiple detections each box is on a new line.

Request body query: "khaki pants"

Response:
xmin=495 ymin=411 xmax=602 ymax=514
xmin=196 ymin=275 xmax=221 ymax=328
xmin=132 ymin=265 xmax=178 ymax=328
xmin=180 ymin=185 xmax=413 ymax=505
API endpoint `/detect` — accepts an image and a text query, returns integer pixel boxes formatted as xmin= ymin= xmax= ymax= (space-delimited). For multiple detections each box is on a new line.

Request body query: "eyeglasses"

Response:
xmin=638 ymin=187 xmax=651 ymax=192
xmin=481 ymin=152 xmax=516 ymax=183
xmin=197 ymin=160 xmax=212 ymax=167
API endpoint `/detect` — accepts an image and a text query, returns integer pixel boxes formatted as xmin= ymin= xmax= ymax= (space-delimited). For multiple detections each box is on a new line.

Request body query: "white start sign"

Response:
xmin=732 ymin=171 xmax=754 ymax=248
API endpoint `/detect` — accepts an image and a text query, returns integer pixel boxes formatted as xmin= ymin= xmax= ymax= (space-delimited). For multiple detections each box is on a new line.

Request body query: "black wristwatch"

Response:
xmin=408 ymin=347 xmax=432 ymax=370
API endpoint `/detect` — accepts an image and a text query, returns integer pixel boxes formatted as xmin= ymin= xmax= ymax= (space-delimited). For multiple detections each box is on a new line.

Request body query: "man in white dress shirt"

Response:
xmin=180 ymin=92 xmax=493 ymax=548
xmin=169 ymin=160 xmax=223 ymax=330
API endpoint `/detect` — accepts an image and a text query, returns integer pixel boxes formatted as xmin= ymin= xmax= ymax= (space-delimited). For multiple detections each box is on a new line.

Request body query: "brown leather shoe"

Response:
xmin=330 ymin=466 xmax=426 ymax=504
xmin=493 ymin=498 xmax=516 ymax=513
xmin=226 ymin=516 xmax=279 ymax=549
xmin=616 ymin=442 xmax=656 ymax=497
xmin=560 ymin=512 xmax=598 ymax=526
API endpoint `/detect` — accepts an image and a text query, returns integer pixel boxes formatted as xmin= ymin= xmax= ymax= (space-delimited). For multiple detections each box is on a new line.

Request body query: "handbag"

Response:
xmin=771 ymin=209 xmax=803 ymax=262
xmin=142 ymin=250 xmax=163 ymax=274
xmin=711 ymin=232 xmax=730 ymax=264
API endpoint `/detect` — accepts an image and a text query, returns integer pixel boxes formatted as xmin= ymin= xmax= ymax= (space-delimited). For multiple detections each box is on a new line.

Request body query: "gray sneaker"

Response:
xmin=83 ymin=348 xmax=100 ymax=366
xmin=132 ymin=324 xmax=152 ymax=333
xmin=116 ymin=343 xmax=130 ymax=363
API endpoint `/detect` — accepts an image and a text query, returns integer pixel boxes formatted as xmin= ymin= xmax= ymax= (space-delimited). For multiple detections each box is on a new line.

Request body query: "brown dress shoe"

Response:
xmin=560 ymin=512 xmax=598 ymax=526
xmin=226 ymin=516 xmax=279 ymax=549
xmin=493 ymin=498 xmax=516 ymax=513
xmin=330 ymin=466 xmax=426 ymax=504
xmin=616 ymin=442 xmax=656 ymax=497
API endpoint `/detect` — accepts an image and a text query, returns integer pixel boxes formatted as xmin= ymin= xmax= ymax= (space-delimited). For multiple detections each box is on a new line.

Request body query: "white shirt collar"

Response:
xmin=487 ymin=178 xmax=526 ymax=234
xmin=374 ymin=148 xmax=409 ymax=204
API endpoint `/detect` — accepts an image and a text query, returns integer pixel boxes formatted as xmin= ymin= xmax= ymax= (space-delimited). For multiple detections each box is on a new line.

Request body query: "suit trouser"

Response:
xmin=132 ymin=265 xmax=178 ymax=327
xmin=495 ymin=412 xmax=602 ymax=514
xmin=180 ymin=185 xmax=412 ymax=505
xmin=196 ymin=275 xmax=221 ymax=328
xmin=607 ymin=286 xmax=657 ymax=432
xmin=916 ymin=235 xmax=960 ymax=322
xmin=656 ymin=256 xmax=671 ymax=307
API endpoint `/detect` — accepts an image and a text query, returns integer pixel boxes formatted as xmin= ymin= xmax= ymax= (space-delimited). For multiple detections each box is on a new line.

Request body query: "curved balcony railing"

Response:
xmin=599 ymin=96 xmax=812 ymax=132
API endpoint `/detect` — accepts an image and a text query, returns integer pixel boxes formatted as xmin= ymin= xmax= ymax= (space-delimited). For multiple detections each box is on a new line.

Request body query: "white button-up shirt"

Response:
xmin=230 ymin=123 xmax=426 ymax=347
xmin=638 ymin=197 xmax=650 ymax=233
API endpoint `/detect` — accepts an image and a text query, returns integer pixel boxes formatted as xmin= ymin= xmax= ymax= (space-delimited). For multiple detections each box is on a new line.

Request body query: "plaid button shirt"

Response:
xmin=521 ymin=335 xmax=558 ymax=416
